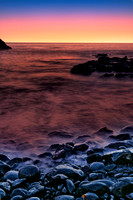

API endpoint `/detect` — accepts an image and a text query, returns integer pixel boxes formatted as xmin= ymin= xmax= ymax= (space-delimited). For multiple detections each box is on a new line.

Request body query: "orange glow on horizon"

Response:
xmin=1 ymin=14 xmax=133 ymax=43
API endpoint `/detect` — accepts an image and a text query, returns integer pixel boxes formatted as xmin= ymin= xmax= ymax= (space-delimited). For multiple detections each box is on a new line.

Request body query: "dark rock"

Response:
xmin=0 ymin=181 xmax=11 ymax=192
xmin=96 ymin=53 xmax=108 ymax=58
xmin=77 ymin=181 xmax=109 ymax=196
xmin=89 ymin=173 xmax=104 ymax=180
xmin=109 ymin=133 xmax=132 ymax=141
xmin=74 ymin=144 xmax=88 ymax=152
xmin=0 ymin=154 xmax=10 ymax=163
xmin=0 ymin=39 xmax=12 ymax=50
xmin=27 ymin=198 xmax=40 ymax=200
xmin=19 ymin=165 xmax=40 ymax=181
xmin=105 ymin=141 xmax=133 ymax=150
xmin=66 ymin=179 xmax=75 ymax=194
xmin=8 ymin=158 xmax=23 ymax=166
xmin=91 ymin=179 xmax=114 ymax=187
xmin=121 ymin=183 xmax=133 ymax=196
xmin=54 ymin=195 xmax=75 ymax=200
xmin=53 ymin=149 xmax=66 ymax=160
xmin=101 ymin=73 xmax=114 ymax=78
xmin=0 ymin=188 xmax=6 ymax=199
xmin=11 ymin=195 xmax=23 ymax=200
xmin=126 ymin=193 xmax=133 ymax=199
xmin=120 ymin=126 xmax=133 ymax=134
xmin=82 ymin=192 xmax=99 ymax=200
xmin=48 ymin=131 xmax=73 ymax=138
xmin=48 ymin=165 xmax=84 ymax=180
xmin=87 ymin=153 xmax=102 ymax=163
xmin=48 ymin=174 xmax=68 ymax=186
xmin=27 ymin=184 xmax=44 ymax=197
xmin=89 ymin=162 xmax=105 ymax=172
xmin=0 ymin=163 xmax=11 ymax=176
xmin=12 ymin=178 xmax=26 ymax=188
xmin=94 ymin=127 xmax=113 ymax=136
xmin=105 ymin=164 xmax=116 ymax=171
xmin=10 ymin=188 xmax=27 ymax=198
xmin=4 ymin=170 xmax=19 ymax=181
xmin=38 ymin=152 xmax=52 ymax=158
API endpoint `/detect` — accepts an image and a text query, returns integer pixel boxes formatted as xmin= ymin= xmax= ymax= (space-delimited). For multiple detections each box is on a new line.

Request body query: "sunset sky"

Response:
xmin=0 ymin=0 xmax=133 ymax=43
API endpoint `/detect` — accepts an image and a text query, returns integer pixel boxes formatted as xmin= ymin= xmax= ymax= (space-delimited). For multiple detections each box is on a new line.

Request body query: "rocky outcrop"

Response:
xmin=70 ymin=54 xmax=133 ymax=78
xmin=0 ymin=39 xmax=12 ymax=50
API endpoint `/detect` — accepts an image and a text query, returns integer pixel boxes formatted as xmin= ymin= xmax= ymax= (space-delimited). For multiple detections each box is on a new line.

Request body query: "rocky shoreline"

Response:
xmin=0 ymin=126 xmax=133 ymax=199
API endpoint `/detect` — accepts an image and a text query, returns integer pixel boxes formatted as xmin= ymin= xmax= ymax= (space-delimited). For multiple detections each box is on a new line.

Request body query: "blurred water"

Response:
xmin=0 ymin=43 xmax=133 ymax=157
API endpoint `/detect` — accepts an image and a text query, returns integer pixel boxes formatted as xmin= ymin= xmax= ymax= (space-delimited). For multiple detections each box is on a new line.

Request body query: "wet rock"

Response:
xmin=11 ymin=195 xmax=23 ymax=200
xmin=105 ymin=164 xmax=116 ymax=171
xmin=27 ymin=184 xmax=44 ymax=197
xmin=4 ymin=170 xmax=19 ymax=181
xmin=0 ymin=163 xmax=11 ymax=176
xmin=53 ymin=149 xmax=66 ymax=160
xmin=0 ymin=181 xmax=11 ymax=192
xmin=89 ymin=162 xmax=105 ymax=172
xmin=48 ymin=131 xmax=73 ymax=138
xmin=105 ymin=141 xmax=133 ymax=150
xmin=94 ymin=127 xmax=113 ymax=136
xmin=109 ymin=133 xmax=132 ymax=141
xmin=126 ymin=193 xmax=133 ymax=199
xmin=26 ymin=198 xmax=40 ymax=200
xmin=12 ymin=178 xmax=26 ymax=188
xmin=101 ymin=73 xmax=114 ymax=78
xmin=19 ymin=165 xmax=40 ymax=181
xmin=8 ymin=158 xmax=23 ymax=166
xmin=49 ymin=165 xmax=84 ymax=180
xmin=10 ymin=188 xmax=27 ymax=198
xmin=121 ymin=183 xmax=133 ymax=196
xmin=89 ymin=173 xmax=104 ymax=180
xmin=82 ymin=192 xmax=99 ymax=200
xmin=74 ymin=144 xmax=88 ymax=152
xmin=0 ymin=188 xmax=6 ymax=199
xmin=87 ymin=153 xmax=102 ymax=163
xmin=66 ymin=179 xmax=75 ymax=194
xmin=0 ymin=39 xmax=12 ymax=49
xmin=0 ymin=154 xmax=10 ymax=163
xmin=54 ymin=195 xmax=75 ymax=200
xmin=91 ymin=179 xmax=114 ymax=187
xmin=120 ymin=126 xmax=133 ymax=134
xmin=49 ymin=174 xmax=68 ymax=185
xmin=38 ymin=152 xmax=52 ymax=158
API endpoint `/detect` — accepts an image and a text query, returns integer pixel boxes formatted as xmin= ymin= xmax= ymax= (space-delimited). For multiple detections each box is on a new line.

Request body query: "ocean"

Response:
xmin=0 ymin=43 xmax=133 ymax=158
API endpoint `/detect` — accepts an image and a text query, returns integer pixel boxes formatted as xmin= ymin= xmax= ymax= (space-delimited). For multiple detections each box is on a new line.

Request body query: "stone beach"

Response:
xmin=0 ymin=126 xmax=133 ymax=199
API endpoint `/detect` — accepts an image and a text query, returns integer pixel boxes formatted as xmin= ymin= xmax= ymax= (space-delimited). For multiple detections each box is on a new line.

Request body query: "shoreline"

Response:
xmin=0 ymin=126 xmax=133 ymax=199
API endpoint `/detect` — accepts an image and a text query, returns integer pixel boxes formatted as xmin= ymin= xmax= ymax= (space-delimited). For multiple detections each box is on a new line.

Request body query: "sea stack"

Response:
xmin=0 ymin=39 xmax=12 ymax=49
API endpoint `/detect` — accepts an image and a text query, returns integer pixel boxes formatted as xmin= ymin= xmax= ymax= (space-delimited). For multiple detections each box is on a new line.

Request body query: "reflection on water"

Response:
xmin=0 ymin=43 xmax=133 ymax=157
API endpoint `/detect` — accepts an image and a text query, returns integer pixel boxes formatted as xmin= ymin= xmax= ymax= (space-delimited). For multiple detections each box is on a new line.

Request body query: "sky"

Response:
xmin=0 ymin=0 xmax=133 ymax=43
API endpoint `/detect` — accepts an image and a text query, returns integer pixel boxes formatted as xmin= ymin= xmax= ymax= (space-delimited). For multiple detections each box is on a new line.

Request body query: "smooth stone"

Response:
xmin=66 ymin=179 xmax=75 ymax=194
xmin=62 ymin=187 xmax=67 ymax=194
xmin=54 ymin=195 xmax=75 ymax=200
xmin=0 ymin=181 xmax=11 ymax=192
xmin=27 ymin=184 xmax=44 ymax=197
xmin=77 ymin=181 xmax=109 ymax=196
xmin=89 ymin=173 xmax=104 ymax=180
xmin=111 ymin=181 xmax=132 ymax=197
xmin=10 ymin=188 xmax=27 ymax=198
xmin=109 ymin=133 xmax=132 ymax=141
xmin=19 ymin=165 xmax=40 ymax=181
xmin=0 ymin=154 xmax=10 ymax=163
xmin=54 ymin=165 xmax=84 ymax=180
xmin=120 ymin=126 xmax=133 ymax=134
xmin=38 ymin=152 xmax=52 ymax=158
xmin=90 ymin=162 xmax=105 ymax=172
xmin=105 ymin=141 xmax=133 ymax=149
xmin=50 ymin=174 xmax=68 ymax=185
xmin=4 ymin=170 xmax=19 ymax=181
xmin=121 ymin=183 xmax=133 ymax=196
xmin=26 ymin=198 xmax=40 ymax=200
xmin=74 ymin=144 xmax=88 ymax=152
xmin=48 ymin=131 xmax=73 ymax=138
xmin=0 ymin=188 xmax=6 ymax=199
xmin=82 ymin=192 xmax=99 ymax=200
xmin=12 ymin=178 xmax=26 ymax=188
xmin=0 ymin=163 xmax=11 ymax=175
xmin=94 ymin=127 xmax=113 ymax=136
xmin=87 ymin=153 xmax=102 ymax=163
xmin=91 ymin=179 xmax=114 ymax=187
xmin=126 ymin=193 xmax=133 ymax=199
xmin=105 ymin=164 xmax=116 ymax=171
xmin=11 ymin=195 xmax=23 ymax=200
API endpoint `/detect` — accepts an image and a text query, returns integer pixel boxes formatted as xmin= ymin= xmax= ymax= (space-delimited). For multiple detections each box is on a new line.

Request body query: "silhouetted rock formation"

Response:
xmin=0 ymin=39 xmax=11 ymax=50
xmin=70 ymin=54 xmax=133 ymax=78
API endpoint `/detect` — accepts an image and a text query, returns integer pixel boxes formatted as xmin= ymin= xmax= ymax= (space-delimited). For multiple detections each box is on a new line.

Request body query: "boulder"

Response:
xmin=0 ymin=39 xmax=11 ymax=49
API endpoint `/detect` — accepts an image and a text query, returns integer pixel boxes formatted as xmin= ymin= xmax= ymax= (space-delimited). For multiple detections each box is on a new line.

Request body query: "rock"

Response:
xmin=48 ymin=131 xmax=73 ymax=138
xmin=8 ymin=158 xmax=23 ymax=166
xmin=0 ymin=39 xmax=12 ymax=49
xmin=27 ymin=184 xmax=44 ymax=197
xmin=4 ymin=170 xmax=19 ymax=181
xmin=74 ymin=144 xmax=88 ymax=152
xmin=109 ymin=133 xmax=132 ymax=141
xmin=89 ymin=173 xmax=104 ymax=180
xmin=12 ymin=178 xmax=26 ymax=188
xmin=121 ymin=183 xmax=133 ymax=196
xmin=38 ymin=152 xmax=52 ymax=158
xmin=89 ymin=162 xmax=105 ymax=172
xmin=96 ymin=54 xmax=108 ymax=58
xmin=87 ymin=153 xmax=102 ymax=163
xmin=91 ymin=179 xmax=114 ymax=187
xmin=52 ymin=165 xmax=84 ymax=180
xmin=121 ymin=126 xmax=133 ymax=134
xmin=53 ymin=150 xmax=66 ymax=160
xmin=126 ymin=193 xmax=133 ymax=199
xmin=10 ymin=188 xmax=27 ymax=198
xmin=11 ymin=195 xmax=23 ymax=200
xmin=105 ymin=141 xmax=133 ymax=150
xmin=94 ymin=127 xmax=113 ymax=136
xmin=54 ymin=195 xmax=75 ymax=200
xmin=105 ymin=164 xmax=116 ymax=171
xmin=66 ymin=179 xmax=75 ymax=194
xmin=82 ymin=192 xmax=99 ymax=200
xmin=0 ymin=182 xmax=11 ymax=192
xmin=0 ymin=188 xmax=6 ymax=199
xmin=19 ymin=165 xmax=40 ymax=181
xmin=0 ymin=154 xmax=10 ymax=163
xmin=26 ymin=198 xmax=40 ymax=200
xmin=0 ymin=163 xmax=11 ymax=176
xmin=77 ymin=181 xmax=109 ymax=196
